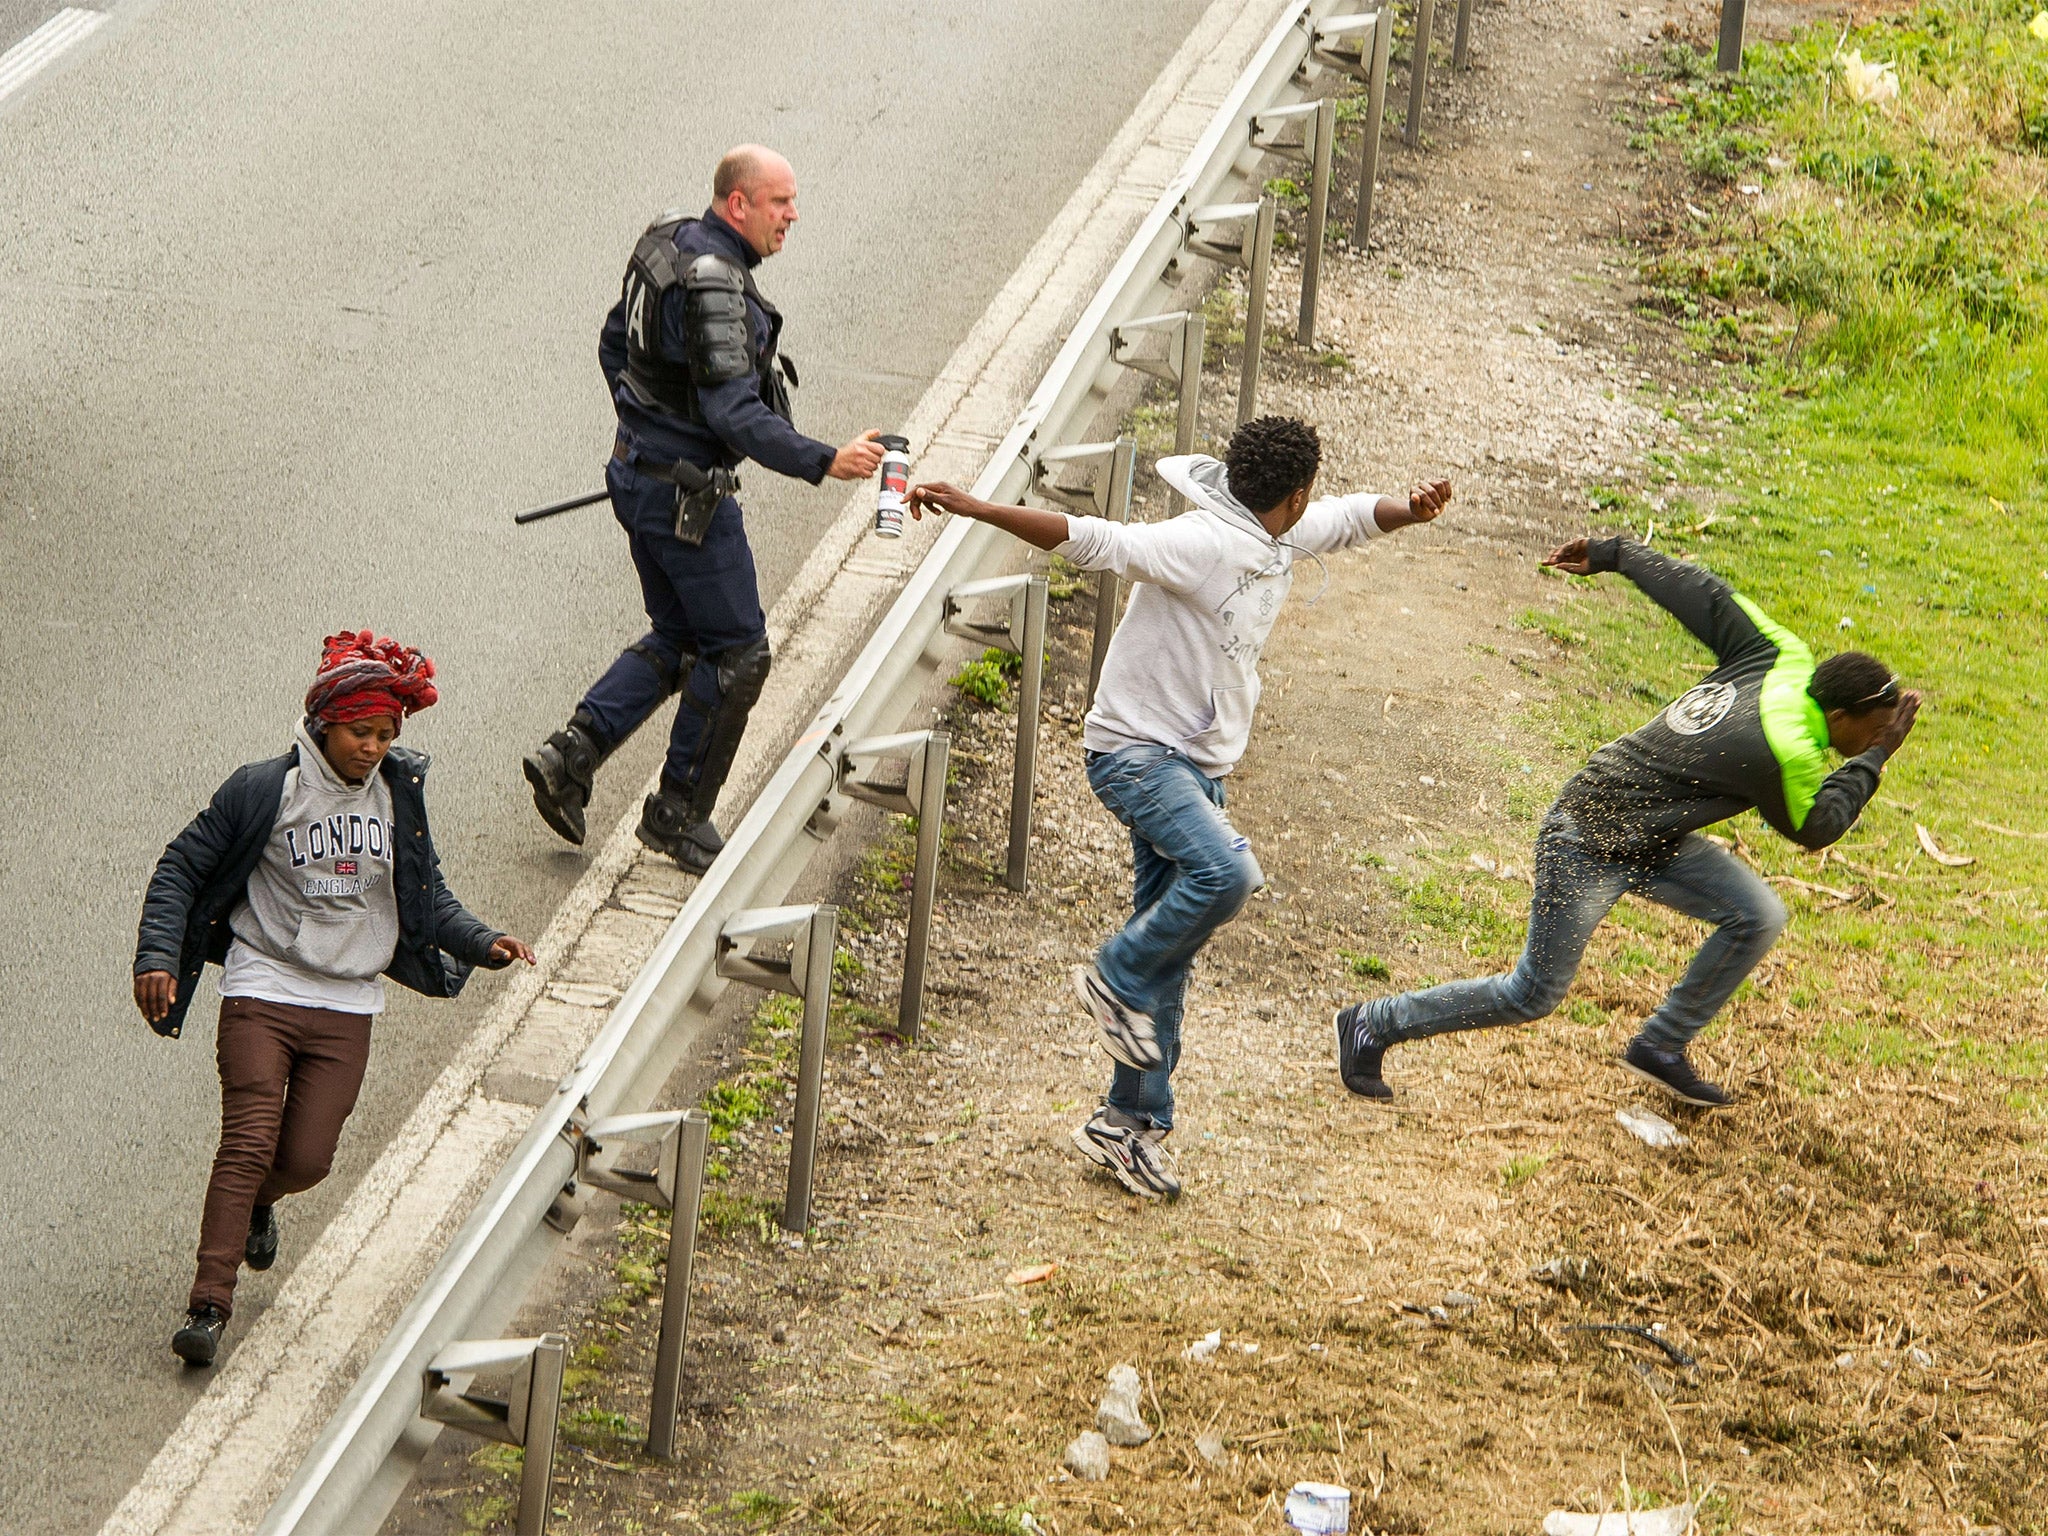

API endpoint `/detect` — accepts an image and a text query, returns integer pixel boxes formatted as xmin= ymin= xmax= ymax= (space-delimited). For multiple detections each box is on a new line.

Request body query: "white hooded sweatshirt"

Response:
xmin=1054 ymin=454 xmax=1391 ymax=776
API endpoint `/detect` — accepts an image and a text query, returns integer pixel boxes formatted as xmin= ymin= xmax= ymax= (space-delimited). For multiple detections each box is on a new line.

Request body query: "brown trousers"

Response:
xmin=190 ymin=996 xmax=372 ymax=1315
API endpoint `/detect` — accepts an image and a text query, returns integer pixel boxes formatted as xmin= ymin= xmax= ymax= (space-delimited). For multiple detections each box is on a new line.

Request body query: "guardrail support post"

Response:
xmin=1452 ymin=0 xmax=1473 ymax=69
xmin=1352 ymin=9 xmax=1393 ymax=244
xmin=836 ymin=734 xmax=950 ymax=1039
xmin=1187 ymin=200 xmax=1276 ymax=423
xmin=577 ymin=1108 xmax=711 ymax=1459
xmin=1405 ymin=0 xmax=1438 ymax=145
xmin=1252 ymin=100 xmax=1336 ymax=347
xmin=1108 ymin=310 xmax=1203 ymax=510
xmin=1032 ymin=439 xmax=1136 ymax=706
xmin=1716 ymin=0 xmax=1745 ymax=71
xmin=420 ymin=1335 xmax=567 ymax=1536
xmin=706 ymin=903 xmax=841 ymax=1234
xmin=943 ymin=574 xmax=1049 ymax=892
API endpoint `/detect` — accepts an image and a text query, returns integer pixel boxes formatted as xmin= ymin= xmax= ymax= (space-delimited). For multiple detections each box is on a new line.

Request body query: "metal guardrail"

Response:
xmin=253 ymin=2 xmax=1436 ymax=1528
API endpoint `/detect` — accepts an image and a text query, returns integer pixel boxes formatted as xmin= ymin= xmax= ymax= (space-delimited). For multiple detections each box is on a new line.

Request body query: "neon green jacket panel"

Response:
xmin=1553 ymin=539 xmax=1887 ymax=857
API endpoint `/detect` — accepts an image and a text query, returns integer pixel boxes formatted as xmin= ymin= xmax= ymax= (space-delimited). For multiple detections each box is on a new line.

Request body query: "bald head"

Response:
xmin=712 ymin=145 xmax=799 ymax=258
xmin=714 ymin=145 xmax=791 ymax=201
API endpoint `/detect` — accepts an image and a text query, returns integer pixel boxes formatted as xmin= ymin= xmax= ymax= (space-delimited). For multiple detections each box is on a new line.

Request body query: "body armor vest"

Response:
xmin=619 ymin=214 xmax=795 ymax=429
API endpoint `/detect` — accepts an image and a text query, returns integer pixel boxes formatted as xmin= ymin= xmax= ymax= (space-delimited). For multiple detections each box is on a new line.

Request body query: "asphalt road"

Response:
xmin=0 ymin=0 xmax=1211 ymax=1527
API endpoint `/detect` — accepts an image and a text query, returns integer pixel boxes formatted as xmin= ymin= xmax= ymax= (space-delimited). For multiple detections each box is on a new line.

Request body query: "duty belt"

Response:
xmin=613 ymin=437 xmax=739 ymax=548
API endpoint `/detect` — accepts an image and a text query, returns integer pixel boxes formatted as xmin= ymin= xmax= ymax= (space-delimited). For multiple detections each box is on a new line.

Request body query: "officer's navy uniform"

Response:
xmin=524 ymin=206 xmax=838 ymax=873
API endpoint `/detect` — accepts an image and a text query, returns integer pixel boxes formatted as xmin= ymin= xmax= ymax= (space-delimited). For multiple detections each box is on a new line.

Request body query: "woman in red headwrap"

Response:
xmin=133 ymin=631 xmax=536 ymax=1367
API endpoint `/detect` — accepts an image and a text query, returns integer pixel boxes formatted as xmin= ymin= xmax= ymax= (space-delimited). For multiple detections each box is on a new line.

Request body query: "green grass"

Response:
xmin=1502 ymin=1151 xmax=1552 ymax=1190
xmin=724 ymin=1490 xmax=793 ymax=1528
xmin=950 ymin=646 xmax=1023 ymax=709
xmin=1567 ymin=0 xmax=2048 ymax=1090
xmin=1338 ymin=948 xmax=1392 ymax=981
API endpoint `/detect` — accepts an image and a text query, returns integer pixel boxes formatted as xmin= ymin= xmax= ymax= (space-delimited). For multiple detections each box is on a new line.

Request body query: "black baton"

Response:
xmin=514 ymin=489 xmax=610 ymax=525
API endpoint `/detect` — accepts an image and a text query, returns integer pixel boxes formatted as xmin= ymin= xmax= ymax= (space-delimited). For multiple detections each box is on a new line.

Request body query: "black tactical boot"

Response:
xmin=523 ymin=712 xmax=605 ymax=846
xmin=172 ymin=1303 xmax=228 ymax=1367
xmin=245 ymin=1203 xmax=279 ymax=1271
xmin=636 ymin=784 xmax=725 ymax=876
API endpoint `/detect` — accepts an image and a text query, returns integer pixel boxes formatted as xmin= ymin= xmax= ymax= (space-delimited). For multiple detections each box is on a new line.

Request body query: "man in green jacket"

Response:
xmin=1335 ymin=535 xmax=1920 ymax=1108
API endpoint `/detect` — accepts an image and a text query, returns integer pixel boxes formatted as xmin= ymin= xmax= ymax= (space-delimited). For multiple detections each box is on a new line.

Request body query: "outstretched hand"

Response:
xmin=1407 ymin=480 xmax=1453 ymax=523
xmin=1542 ymin=537 xmax=1594 ymax=575
xmin=828 ymin=430 xmax=887 ymax=481
xmin=906 ymin=481 xmax=985 ymax=521
xmin=489 ymin=935 xmax=538 ymax=967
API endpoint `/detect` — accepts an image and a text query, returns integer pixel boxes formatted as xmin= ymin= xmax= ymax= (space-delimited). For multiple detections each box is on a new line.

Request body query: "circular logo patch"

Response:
xmin=1665 ymin=680 xmax=1737 ymax=736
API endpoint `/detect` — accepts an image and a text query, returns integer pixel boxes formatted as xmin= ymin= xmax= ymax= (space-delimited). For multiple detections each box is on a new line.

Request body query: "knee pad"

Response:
xmin=714 ymin=636 xmax=772 ymax=709
xmin=626 ymin=636 xmax=691 ymax=699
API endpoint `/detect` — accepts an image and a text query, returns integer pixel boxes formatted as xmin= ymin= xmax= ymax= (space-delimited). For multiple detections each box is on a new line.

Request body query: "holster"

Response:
xmin=615 ymin=441 xmax=741 ymax=547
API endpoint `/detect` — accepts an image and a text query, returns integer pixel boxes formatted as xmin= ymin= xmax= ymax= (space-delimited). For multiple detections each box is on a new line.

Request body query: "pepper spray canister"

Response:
xmin=873 ymin=434 xmax=911 ymax=539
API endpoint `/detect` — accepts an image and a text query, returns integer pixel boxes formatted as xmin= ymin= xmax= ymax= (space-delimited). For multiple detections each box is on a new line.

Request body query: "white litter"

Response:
xmin=1285 ymin=1481 xmax=1352 ymax=1534
xmin=1182 ymin=1329 xmax=1222 ymax=1363
xmin=1096 ymin=1363 xmax=1152 ymax=1446
xmin=1063 ymin=1430 xmax=1109 ymax=1481
xmin=1615 ymin=1105 xmax=1689 ymax=1149
xmin=1542 ymin=1505 xmax=1694 ymax=1536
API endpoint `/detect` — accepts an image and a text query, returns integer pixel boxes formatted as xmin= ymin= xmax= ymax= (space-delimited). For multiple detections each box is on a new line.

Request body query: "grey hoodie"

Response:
xmin=218 ymin=721 xmax=400 ymax=1012
xmin=1054 ymin=454 xmax=1390 ymax=775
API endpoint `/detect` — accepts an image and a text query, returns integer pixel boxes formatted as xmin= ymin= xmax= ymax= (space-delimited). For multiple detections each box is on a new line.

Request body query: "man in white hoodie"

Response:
xmin=910 ymin=417 xmax=1450 ymax=1199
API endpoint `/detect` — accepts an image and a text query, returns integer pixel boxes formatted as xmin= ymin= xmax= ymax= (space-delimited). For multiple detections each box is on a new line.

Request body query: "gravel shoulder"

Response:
xmin=386 ymin=1 xmax=2047 ymax=1531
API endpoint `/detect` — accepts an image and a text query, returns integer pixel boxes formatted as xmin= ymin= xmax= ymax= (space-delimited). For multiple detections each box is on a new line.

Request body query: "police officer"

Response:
xmin=525 ymin=146 xmax=885 ymax=873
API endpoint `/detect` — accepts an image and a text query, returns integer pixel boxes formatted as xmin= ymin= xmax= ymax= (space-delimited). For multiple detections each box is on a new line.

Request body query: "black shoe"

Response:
xmin=172 ymin=1304 xmax=228 ymax=1367
xmin=245 ymin=1203 xmax=278 ymax=1271
xmin=1620 ymin=1036 xmax=1732 ymax=1108
xmin=522 ymin=716 xmax=603 ymax=847
xmin=636 ymin=787 xmax=724 ymax=876
xmin=1334 ymin=1002 xmax=1394 ymax=1100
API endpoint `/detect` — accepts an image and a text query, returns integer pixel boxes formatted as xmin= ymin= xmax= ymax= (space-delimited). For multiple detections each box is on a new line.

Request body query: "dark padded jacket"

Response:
xmin=1553 ymin=538 xmax=1890 ymax=861
xmin=133 ymin=743 xmax=505 ymax=1039
xmin=597 ymin=207 xmax=835 ymax=482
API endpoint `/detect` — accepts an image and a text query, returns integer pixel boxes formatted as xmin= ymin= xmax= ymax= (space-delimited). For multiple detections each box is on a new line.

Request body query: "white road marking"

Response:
xmin=0 ymin=8 xmax=104 ymax=107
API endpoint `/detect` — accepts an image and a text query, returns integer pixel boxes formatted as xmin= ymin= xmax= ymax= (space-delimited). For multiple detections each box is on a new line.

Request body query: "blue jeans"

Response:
xmin=1376 ymin=809 xmax=1787 ymax=1051
xmin=1087 ymin=745 xmax=1263 ymax=1130
xmin=577 ymin=456 xmax=766 ymax=790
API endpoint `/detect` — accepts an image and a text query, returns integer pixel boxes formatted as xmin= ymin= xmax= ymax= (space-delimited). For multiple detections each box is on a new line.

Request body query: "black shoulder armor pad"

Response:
xmin=683 ymin=254 xmax=753 ymax=386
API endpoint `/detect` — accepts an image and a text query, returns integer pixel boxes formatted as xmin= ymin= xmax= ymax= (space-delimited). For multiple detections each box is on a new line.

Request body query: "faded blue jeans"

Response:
xmin=1086 ymin=745 xmax=1263 ymax=1131
xmin=1375 ymin=809 xmax=1787 ymax=1051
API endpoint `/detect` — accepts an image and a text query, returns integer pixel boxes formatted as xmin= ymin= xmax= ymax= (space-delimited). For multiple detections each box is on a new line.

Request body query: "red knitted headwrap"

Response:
xmin=304 ymin=630 xmax=438 ymax=730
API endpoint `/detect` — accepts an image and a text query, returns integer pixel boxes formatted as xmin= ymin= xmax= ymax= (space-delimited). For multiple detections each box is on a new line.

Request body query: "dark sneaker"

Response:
xmin=1620 ymin=1037 xmax=1732 ymax=1108
xmin=245 ymin=1204 xmax=278 ymax=1271
xmin=172 ymin=1304 xmax=228 ymax=1367
xmin=1070 ymin=1109 xmax=1180 ymax=1201
xmin=636 ymin=789 xmax=725 ymax=876
xmin=522 ymin=718 xmax=603 ymax=847
xmin=1334 ymin=1001 xmax=1394 ymax=1100
xmin=1072 ymin=965 xmax=1161 ymax=1070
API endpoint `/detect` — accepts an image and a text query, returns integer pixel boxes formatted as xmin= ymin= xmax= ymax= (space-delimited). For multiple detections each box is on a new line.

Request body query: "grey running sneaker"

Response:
xmin=245 ymin=1203 xmax=279 ymax=1271
xmin=1620 ymin=1036 xmax=1732 ymax=1108
xmin=172 ymin=1304 xmax=228 ymax=1367
xmin=1072 ymin=965 xmax=1161 ymax=1070
xmin=1071 ymin=1108 xmax=1180 ymax=1201
xmin=1334 ymin=1000 xmax=1394 ymax=1100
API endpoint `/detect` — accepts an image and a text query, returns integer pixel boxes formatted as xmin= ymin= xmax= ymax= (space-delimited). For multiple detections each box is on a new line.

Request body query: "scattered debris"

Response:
xmin=1284 ymin=1481 xmax=1352 ymax=1534
xmin=1195 ymin=1428 xmax=1228 ymax=1465
xmin=1915 ymin=823 xmax=1975 ymax=866
xmin=1443 ymin=1290 xmax=1481 ymax=1310
xmin=1063 ymin=1430 xmax=1110 ymax=1482
xmin=1005 ymin=1262 xmax=1059 ymax=1287
xmin=1614 ymin=1104 xmax=1689 ymax=1148
xmin=1181 ymin=1328 xmax=1223 ymax=1363
xmin=1096 ymin=1363 xmax=1152 ymax=1446
xmin=1566 ymin=1323 xmax=1697 ymax=1371
xmin=1543 ymin=1505 xmax=1694 ymax=1536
